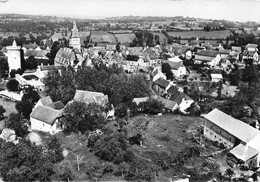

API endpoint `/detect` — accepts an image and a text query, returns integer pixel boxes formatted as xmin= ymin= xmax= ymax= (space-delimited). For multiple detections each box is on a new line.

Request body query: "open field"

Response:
xmin=90 ymin=30 xmax=117 ymax=43
xmin=114 ymin=33 xmax=136 ymax=43
xmin=167 ymin=30 xmax=233 ymax=39
xmin=37 ymin=114 xmax=225 ymax=181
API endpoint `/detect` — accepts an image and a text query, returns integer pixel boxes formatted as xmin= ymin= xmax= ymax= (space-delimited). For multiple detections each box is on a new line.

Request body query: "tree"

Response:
xmin=5 ymin=113 xmax=29 ymax=138
xmin=26 ymin=56 xmax=38 ymax=70
xmin=225 ymin=168 xmax=235 ymax=182
xmin=139 ymin=99 xmax=164 ymax=115
xmin=63 ymin=101 xmax=106 ymax=134
xmin=54 ymin=160 xmax=75 ymax=182
xmin=0 ymin=105 xmax=6 ymax=119
xmin=162 ymin=63 xmax=174 ymax=80
xmin=46 ymin=41 xmax=60 ymax=65
xmin=0 ymin=57 xmax=9 ymax=78
xmin=94 ymin=132 xmax=133 ymax=164
xmin=116 ymin=42 xmax=121 ymax=52
xmin=15 ymin=86 xmax=40 ymax=119
xmin=47 ymin=136 xmax=64 ymax=163
xmin=6 ymin=79 xmax=19 ymax=91
xmin=0 ymin=138 xmax=55 ymax=181
xmin=86 ymin=161 xmax=113 ymax=180
xmin=42 ymin=66 xmax=76 ymax=104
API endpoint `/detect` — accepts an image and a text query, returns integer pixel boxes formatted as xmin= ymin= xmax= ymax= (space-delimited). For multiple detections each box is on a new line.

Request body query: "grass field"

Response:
xmin=90 ymin=30 xmax=117 ymax=43
xmin=37 ymin=114 xmax=223 ymax=181
xmin=114 ymin=33 xmax=136 ymax=43
xmin=167 ymin=30 xmax=233 ymax=39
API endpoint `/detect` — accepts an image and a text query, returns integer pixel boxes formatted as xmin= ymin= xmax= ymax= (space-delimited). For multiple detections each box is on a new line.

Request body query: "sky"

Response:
xmin=0 ymin=0 xmax=260 ymax=22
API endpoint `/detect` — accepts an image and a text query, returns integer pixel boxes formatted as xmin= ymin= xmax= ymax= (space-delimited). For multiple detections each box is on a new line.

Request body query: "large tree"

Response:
xmin=15 ymin=86 xmax=40 ymax=119
xmin=43 ymin=66 xmax=76 ymax=104
xmin=6 ymin=79 xmax=19 ymax=91
xmin=5 ymin=113 xmax=29 ymax=138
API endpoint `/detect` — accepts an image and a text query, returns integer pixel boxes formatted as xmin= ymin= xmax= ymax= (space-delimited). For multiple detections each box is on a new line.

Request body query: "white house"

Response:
xmin=151 ymin=68 xmax=166 ymax=82
xmin=166 ymin=57 xmax=186 ymax=77
xmin=203 ymin=109 xmax=260 ymax=169
xmin=167 ymin=86 xmax=194 ymax=114
xmin=30 ymin=105 xmax=63 ymax=135
xmin=210 ymin=73 xmax=223 ymax=82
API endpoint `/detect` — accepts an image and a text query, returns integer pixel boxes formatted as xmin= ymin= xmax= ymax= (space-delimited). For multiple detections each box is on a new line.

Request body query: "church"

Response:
xmin=54 ymin=21 xmax=89 ymax=68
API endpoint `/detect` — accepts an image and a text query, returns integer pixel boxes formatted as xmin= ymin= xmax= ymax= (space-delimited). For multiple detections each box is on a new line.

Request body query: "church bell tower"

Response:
xmin=69 ymin=21 xmax=81 ymax=51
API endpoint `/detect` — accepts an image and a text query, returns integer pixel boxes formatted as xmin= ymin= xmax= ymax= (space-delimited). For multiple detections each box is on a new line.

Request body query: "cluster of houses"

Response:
xmin=1 ymin=21 xmax=260 ymax=180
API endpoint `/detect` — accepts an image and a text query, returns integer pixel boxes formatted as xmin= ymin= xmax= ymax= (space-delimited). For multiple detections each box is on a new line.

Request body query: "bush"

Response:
xmin=93 ymin=132 xmax=133 ymax=164
xmin=139 ymin=99 xmax=164 ymax=115
xmin=6 ymin=79 xmax=19 ymax=91
xmin=86 ymin=161 xmax=114 ymax=180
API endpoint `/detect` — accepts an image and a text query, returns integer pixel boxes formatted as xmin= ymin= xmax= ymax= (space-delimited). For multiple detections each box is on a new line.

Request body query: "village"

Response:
xmin=0 ymin=12 xmax=260 ymax=181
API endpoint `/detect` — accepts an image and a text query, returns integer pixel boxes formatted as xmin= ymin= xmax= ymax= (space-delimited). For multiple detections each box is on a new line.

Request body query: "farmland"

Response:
xmin=114 ymin=33 xmax=136 ymax=43
xmin=89 ymin=30 xmax=117 ymax=43
xmin=167 ymin=30 xmax=233 ymax=39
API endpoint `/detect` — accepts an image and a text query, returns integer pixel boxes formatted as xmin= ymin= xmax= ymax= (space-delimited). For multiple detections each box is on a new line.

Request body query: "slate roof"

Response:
xmin=169 ymin=90 xmax=192 ymax=105
xmin=219 ymin=49 xmax=231 ymax=55
xmin=73 ymin=90 xmax=108 ymax=106
xmin=54 ymin=101 xmax=65 ymax=110
xmin=203 ymin=108 xmax=260 ymax=143
xmin=132 ymin=97 xmax=149 ymax=106
xmin=230 ymin=144 xmax=259 ymax=161
xmin=24 ymin=50 xmax=48 ymax=58
xmin=197 ymin=50 xmax=219 ymax=57
xmin=194 ymin=55 xmax=215 ymax=62
xmin=30 ymin=105 xmax=62 ymax=125
xmin=231 ymin=46 xmax=242 ymax=52
xmin=54 ymin=47 xmax=76 ymax=65
xmin=41 ymin=96 xmax=55 ymax=109
xmin=154 ymin=78 xmax=170 ymax=89
xmin=165 ymin=57 xmax=183 ymax=70
xmin=39 ymin=65 xmax=64 ymax=71
xmin=155 ymin=96 xmax=178 ymax=111
xmin=23 ymin=43 xmax=39 ymax=50
xmin=246 ymin=44 xmax=258 ymax=49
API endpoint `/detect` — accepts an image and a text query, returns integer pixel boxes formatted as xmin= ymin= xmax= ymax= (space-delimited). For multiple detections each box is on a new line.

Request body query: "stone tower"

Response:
xmin=69 ymin=21 xmax=81 ymax=51
xmin=6 ymin=40 xmax=21 ymax=73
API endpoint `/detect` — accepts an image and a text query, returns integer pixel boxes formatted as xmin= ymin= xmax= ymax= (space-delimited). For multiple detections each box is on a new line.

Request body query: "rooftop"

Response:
xmin=203 ymin=108 xmax=260 ymax=143
xmin=30 ymin=105 xmax=62 ymax=125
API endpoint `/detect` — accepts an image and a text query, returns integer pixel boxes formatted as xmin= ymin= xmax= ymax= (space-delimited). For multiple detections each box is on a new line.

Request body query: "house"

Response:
xmin=166 ymin=57 xmax=187 ymax=77
xmin=167 ymin=86 xmax=194 ymax=113
xmin=73 ymin=90 xmax=108 ymax=106
xmin=54 ymin=47 xmax=76 ymax=66
xmin=203 ymin=109 xmax=260 ymax=169
xmin=219 ymin=49 xmax=231 ymax=59
xmin=154 ymin=96 xmax=178 ymax=112
xmin=133 ymin=97 xmax=149 ymax=106
xmin=34 ymin=96 xmax=55 ymax=109
xmin=30 ymin=105 xmax=63 ymax=135
xmin=15 ymin=74 xmax=45 ymax=92
xmin=210 ymin=73 xmax=223 ymax=82
xmin=243 ymin=50 xmax=259 ymax=63
xmin=232 ymin=46 xmax=242 ymax=53
xmin=194 ymin=50 xmax=221 ymax=68
xmin=153 ymin=78 xmax=171 ymax=96
xmin=132 ymin=96 xmax=178 ymax=112
xmin=151 ymin=68 xmax=166 ymax=82
xmin=245 ymin=44 xmax=258 ymax=52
